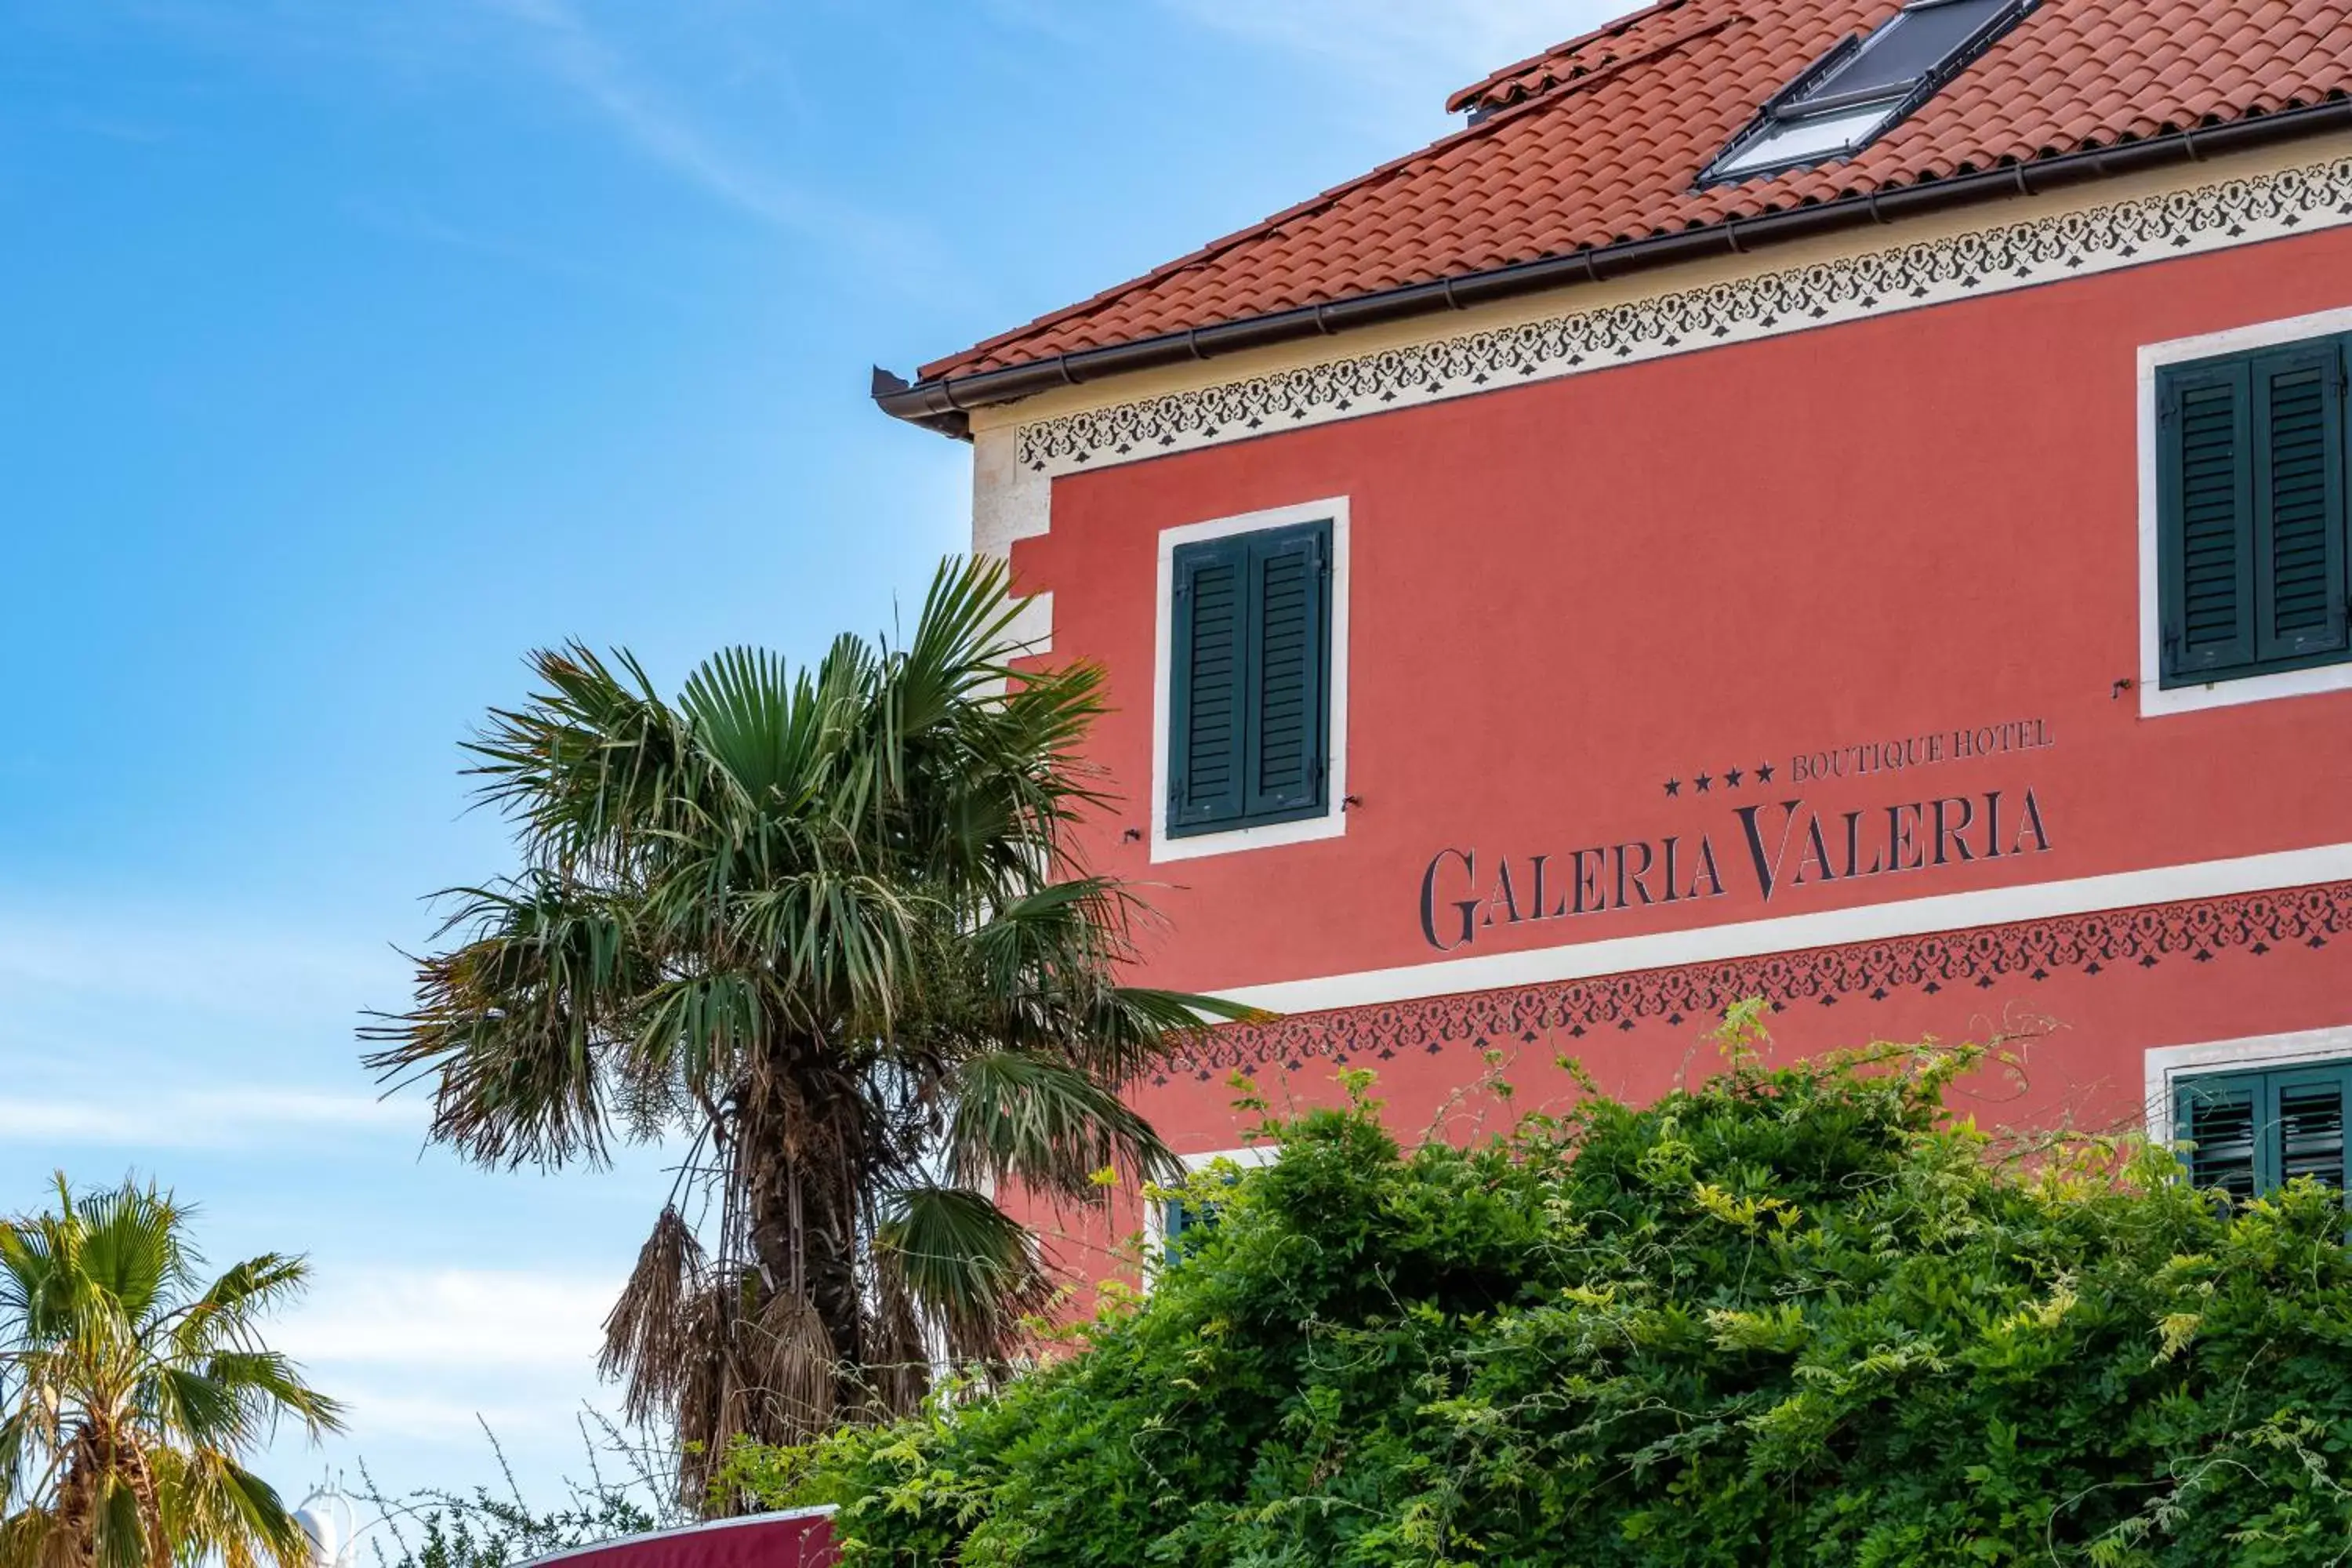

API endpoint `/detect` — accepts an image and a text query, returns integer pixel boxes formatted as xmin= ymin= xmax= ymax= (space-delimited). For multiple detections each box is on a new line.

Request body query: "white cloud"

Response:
xmin=0 ymin=902 xmax=399 ymax=1023
xmin=0 ymin=1086 xmax=422 ymax=1149
xmin=319 ymin=1384 xmax=585 ymax=1446
xmin=281 ymin=1269 xmax=612 ymax=1444
xmin=281 ymin=1266 xmax=612 ymax=1371
xmin=263 ymin=1269 xmax=670 ymax=1499
xmin=0 ymin=896 xmax=424 ymax=1156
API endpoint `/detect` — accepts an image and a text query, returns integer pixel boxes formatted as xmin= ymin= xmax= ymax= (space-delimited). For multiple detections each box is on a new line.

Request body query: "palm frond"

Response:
xmin=889 ymin=558 xmax=1031 ymax=739
xmin=168 ymin=1255 xmax=310 ymax=1359
xmin=89 ymin=1465 xmax=150 ymax=1568
xmin=1073 ymin=985 xmax=1273 ymax=1084
xmin=732 ymin=873 xmax=923 ymax=1029
xmin=629 ymin=974 xmax=768 ymax=1100
xmin=0 ymin=1500 xmax=57 ymax=1568
xmin=466 ymin=644 xmax=688 ymax=875
xmin=946 ymin=1054 xmax=1182 ymax=1197
xmin=0 ymin=1197 xmax=71 ymax=1345
xmin=874 ymin=1187 xmax=1048 ymax=1367
xmin=967 ymin=878 xmax=1126 ymax=993
xmin=902 ymin=676 xmax=1111 ymax=895
xmin=151 ymin=1448 xmax=307 ymax=1568
xmin=71 ymin=1178 xmax=190 ymax=1327
xmin=151 ymin=1369 xmax=244 ymax=1452
xmin=361 ymin=877 xmax=645 ymax=1167
xmin=193 ymin=1353 xmax=341 ymax=1440
xmin=0 ymin=1412 xmax=33 ymax=1514
xmin=674 ymin=647 xmax=830 ymax=812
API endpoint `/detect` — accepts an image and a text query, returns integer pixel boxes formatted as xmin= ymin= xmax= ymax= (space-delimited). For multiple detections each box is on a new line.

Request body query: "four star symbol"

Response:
xmin=1664 ymin=762 xmax=1776 ymax=797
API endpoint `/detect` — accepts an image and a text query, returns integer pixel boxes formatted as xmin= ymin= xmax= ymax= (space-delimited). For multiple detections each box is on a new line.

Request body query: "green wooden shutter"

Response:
xmin=1243 ymin=524 xmax=1330 ymax=822
xmin=1168 ymin=520 xmax=1333 ymax=838
xmin=2159 ymin=359 xmax=2259 ymax=681
xmin=2250 ymin=342 xmax=2350 ymax=664
xmin=1160 ymin=1197 xmax=1192 ymax=1263
xmin=2176 ymin=1071 xmax=2262 ymax=1201
xmin=2272 ymin=1062 xmax=2350 ymax=1192
xmin=1169 ymin=536 xmax=1248 ymax=832
xmin=2177 ymin=1062 xmax=2352 ymax=1202
xmin=1162 ymin=1195 xmax=1223 ymax=1262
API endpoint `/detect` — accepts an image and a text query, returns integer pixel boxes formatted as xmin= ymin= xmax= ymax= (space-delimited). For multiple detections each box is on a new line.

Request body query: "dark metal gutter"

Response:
xmin=873 ymin=96 xmax=2352 ymax=440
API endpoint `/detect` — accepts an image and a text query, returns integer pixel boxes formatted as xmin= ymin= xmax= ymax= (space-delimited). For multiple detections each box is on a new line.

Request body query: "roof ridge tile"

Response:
xmin=1445 ymin=0 xmax=1717 ymax=114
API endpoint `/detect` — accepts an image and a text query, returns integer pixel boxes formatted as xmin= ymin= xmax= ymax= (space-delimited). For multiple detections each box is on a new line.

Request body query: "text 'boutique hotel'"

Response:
xmin=877 ymin=0 xmax=2352 ymax=1228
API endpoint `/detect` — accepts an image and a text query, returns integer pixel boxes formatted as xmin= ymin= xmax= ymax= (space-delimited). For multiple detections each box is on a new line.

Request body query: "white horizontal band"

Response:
xmin=1220 ymin=844 xmax=2352 ymax=1015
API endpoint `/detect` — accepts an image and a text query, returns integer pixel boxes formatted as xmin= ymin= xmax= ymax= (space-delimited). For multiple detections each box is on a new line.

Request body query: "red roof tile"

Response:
xmin=918 ymin=0 xmax=2352 ymax=383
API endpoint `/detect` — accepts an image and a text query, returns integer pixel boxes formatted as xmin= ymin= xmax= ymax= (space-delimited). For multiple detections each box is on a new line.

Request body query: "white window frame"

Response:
xmin=2143 ymin=1025 xmax=2352 ymax=1146
xmin=1151 ymin=497 xmax=1352 ymax=862
xmin=2138 ymin=303 xmax=2352 ymax=717
xmin=1142 ymin=1143 xmax=1278 ymax=1265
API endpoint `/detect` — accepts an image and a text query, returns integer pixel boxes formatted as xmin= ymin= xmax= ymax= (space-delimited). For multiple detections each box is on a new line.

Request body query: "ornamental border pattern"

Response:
xmin=1154 ymin=880 xmax=2352 ymax=1081
xmin=1022 ymin=154 xmax=2352 ymax=478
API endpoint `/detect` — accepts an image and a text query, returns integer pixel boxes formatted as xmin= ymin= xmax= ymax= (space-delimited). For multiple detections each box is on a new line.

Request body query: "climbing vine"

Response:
xmin=739 ymin=1007 xmax=2352 ymax=1566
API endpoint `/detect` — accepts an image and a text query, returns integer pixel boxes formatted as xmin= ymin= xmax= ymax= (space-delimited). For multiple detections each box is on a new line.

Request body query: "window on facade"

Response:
xmin=1704 ymin=0 xmax=2033 ymax=183
xmin=1160 ymin=1194 xmax=1222 ymax=1264
xmin=2175 ymin=1061 xmax=2350 ymax=1202
xmin=2157 ymin=335 xmax=2352 ymax=688
xmin=1167 ymin=519 xmax=1333 ymax=837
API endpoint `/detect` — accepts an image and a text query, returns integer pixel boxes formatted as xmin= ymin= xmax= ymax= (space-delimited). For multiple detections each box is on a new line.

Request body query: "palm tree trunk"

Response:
xmin=51 ymin=1443 xmax=100 ymax=1568
xmin=123 ymin=1446 xmax=166 ymax=1568
xmin=738 ymin=1062 xmax=867 ymax=1414
xmin=50 ymin=1425 xmax=165 ymax=1568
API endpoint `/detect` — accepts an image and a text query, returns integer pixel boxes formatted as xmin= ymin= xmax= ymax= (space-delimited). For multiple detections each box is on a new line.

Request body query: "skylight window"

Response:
xmin=1703 ymin=0 xmax=2035 ymax=184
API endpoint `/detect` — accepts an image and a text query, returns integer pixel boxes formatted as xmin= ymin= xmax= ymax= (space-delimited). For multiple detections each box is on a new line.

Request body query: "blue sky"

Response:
xmin=0 ymin=0 xmax=1617 ymax=1524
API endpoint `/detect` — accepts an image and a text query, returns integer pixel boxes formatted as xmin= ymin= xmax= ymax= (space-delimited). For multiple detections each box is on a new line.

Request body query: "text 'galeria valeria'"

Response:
xmin=875 ymin=0 xmax=2352 ymax=1258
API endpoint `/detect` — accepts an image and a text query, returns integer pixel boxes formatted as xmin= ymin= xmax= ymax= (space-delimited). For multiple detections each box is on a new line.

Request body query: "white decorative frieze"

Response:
xmin=1014 ymin=155 xmax=2352 ymax=477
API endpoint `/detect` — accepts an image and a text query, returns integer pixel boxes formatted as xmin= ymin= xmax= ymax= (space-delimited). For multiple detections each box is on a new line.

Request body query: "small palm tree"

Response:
xmin=364 ymin=559 xmax=1250 ymax=1499
xmin=0 ymin=1174 xmax=343 ymax=1568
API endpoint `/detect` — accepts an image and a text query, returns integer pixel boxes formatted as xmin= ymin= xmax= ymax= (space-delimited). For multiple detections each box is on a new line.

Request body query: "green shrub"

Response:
xmin=747 ymin=1007 xmax=2352 ymax=1566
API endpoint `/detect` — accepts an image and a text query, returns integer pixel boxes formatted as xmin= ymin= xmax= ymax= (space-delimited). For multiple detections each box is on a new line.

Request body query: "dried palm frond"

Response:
xmin=748 ymin=1290 xmax=837 ymax=1445
xmin=0 ymin=1506 xmax=60 ymax=1568
xmin=712 ymin=1372 xmax=755 ymax=1491
xmin=671 ymin=1283 xmax=735 ymax=1505
xmin=859 ymin=1266 xmax=930 ymax=1422
xmin=600 ymin=1209 xmax=703 ymax=1425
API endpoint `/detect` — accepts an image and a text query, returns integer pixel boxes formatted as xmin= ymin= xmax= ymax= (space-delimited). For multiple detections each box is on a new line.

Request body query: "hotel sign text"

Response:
xmin=1417 ymin=718 xmax=2056 ymax=952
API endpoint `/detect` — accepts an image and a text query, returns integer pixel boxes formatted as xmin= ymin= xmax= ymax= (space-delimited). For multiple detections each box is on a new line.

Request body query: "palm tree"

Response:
xmin=0 ymin=1174 xmax=343 ymax=1568
xmin=363 ymin=559 xmax=1249 ymax=1499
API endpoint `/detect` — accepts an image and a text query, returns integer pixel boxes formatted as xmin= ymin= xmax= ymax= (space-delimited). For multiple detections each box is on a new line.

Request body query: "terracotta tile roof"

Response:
xmin=919 ymin=0 xmax=2352 ymax=383
xmin=1445 ymin=0 xmax=1722 ymax=118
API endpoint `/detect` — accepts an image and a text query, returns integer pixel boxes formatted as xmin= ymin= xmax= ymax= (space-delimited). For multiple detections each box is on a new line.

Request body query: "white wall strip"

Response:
xmin=1218 ymin=844 xmax=2352 ymax=1014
